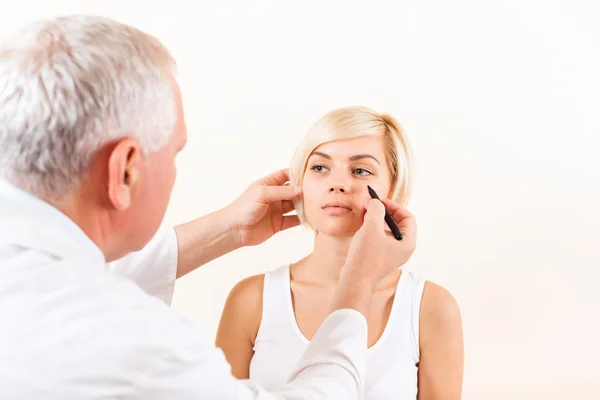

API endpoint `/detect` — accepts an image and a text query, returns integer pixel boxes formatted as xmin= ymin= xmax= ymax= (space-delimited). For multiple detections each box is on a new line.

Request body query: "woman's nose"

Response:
xmin=329 ymin=184 xmax=346 ymax=193
xmin=328 ymin=174 xmax=352 ymax=193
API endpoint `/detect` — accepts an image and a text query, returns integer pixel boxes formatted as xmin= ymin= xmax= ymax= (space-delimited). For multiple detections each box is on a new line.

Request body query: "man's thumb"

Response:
xmin=260 ymin=185 xmax=302 ymax=202
xmin=363 ymin=199 xmax=386 ymax=228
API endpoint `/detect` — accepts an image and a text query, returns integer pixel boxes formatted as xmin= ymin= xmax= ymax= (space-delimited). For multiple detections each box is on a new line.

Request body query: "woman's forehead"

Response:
xmin=310 ymin=135 xmax=386 ymax=157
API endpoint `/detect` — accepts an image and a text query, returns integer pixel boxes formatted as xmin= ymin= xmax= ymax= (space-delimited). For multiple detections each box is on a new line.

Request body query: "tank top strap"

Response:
xmin=254 ymin=264 xmax=293 ymax=347
xmin=386 ymin=270 xmax=426 ymax=360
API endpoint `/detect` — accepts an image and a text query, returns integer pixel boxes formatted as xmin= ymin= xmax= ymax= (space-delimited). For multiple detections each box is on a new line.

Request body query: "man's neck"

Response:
xmin=49 ymin=191 xmax=114 ymax=261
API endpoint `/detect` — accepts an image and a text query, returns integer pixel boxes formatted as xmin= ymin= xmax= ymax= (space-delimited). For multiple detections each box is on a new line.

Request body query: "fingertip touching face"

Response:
xmin=302 ymin=135 xmax=392 ymax=237
xmin=107 ymin=72 xmax=187 ymax=253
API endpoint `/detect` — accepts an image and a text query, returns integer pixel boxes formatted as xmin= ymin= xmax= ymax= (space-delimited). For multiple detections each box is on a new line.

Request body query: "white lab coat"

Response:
xmin=0 ymin=180 xmax=368 ymax=399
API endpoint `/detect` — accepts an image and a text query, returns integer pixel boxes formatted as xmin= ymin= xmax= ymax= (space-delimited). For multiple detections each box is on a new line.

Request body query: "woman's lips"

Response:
xmin=322 ymin=201 xmax=353 ymax=215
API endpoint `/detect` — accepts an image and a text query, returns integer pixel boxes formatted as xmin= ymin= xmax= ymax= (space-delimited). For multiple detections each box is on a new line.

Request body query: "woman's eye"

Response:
xmin=354 ymin=168 xmax=372 ymax=176
xmin=310 ymin=164 xmax=328 ymax=173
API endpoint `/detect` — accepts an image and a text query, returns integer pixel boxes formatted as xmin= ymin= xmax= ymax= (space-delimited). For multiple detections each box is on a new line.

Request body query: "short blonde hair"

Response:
xmin=290 ymin=106 xmax=412 ymax=229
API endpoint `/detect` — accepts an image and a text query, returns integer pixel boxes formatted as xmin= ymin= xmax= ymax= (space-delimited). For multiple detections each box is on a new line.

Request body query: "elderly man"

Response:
xmin=0 ymin=15 xmax=417 ymax=399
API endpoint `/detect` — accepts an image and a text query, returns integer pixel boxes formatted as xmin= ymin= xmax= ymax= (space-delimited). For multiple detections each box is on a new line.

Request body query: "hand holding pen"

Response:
xmin=367 ymin=185 xmax=403 ymax=240
xmin=341 ymin=188 xmax=417 ymax=291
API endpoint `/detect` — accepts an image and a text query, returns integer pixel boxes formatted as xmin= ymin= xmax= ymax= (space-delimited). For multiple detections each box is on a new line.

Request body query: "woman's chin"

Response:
xmin=314 ymin=223 xmax=360 ymax=238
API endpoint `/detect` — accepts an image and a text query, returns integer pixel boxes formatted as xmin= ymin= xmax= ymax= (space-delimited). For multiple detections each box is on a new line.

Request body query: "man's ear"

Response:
xmin=107 ymin=138 xmax=143 ymax=211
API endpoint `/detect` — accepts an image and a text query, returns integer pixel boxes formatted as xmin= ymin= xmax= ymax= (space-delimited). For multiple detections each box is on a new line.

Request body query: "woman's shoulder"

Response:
xmin=217 ymin=273 xmax=266 ymax=345
xmin=399 ymin=270 xmax=459 ymax=314
xmin=421 ymin=280 xmax=460 ymax=318
xmin=222 ymin=264 xmax=290 ymax=315
xmin=224 ymin=273 xmax=265 ymax=311
xmin=418 ymin=278 xmax=462 ymax=346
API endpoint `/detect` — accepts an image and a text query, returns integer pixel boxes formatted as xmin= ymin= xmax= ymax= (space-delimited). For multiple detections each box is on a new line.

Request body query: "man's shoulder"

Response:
xmin=0 ymin=259 xmax=212 ymax=397
xmin=7 ymin=260 xmax=203 ymax=350
xmin=79 ymin=270 xmax=205 ymax=350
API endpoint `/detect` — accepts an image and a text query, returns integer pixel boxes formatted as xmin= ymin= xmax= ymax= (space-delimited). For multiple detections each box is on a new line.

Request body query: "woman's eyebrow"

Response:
xmin=310 ymin=151 xmax=331 ymax=159
xmin=309 ymin=152 xmax=380 ymax=165
xmin=349 ymin=154 xmax=380 ymax=165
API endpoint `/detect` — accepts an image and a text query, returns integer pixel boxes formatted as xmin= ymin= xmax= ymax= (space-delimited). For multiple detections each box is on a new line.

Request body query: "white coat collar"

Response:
xmin=0 ymin=180 xmax=106 ymax=266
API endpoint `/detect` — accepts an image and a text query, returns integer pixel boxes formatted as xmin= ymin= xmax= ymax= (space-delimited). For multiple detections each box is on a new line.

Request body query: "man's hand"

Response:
xmin=174 ymin=168 xmax=301 ymax=278
xmin=331 ymin=198 xmax=417 ymax=318
xmin=224 ymin=168 xmax=303 ymax=247
xmin=346 ymin=198 xmax=417 ymax=286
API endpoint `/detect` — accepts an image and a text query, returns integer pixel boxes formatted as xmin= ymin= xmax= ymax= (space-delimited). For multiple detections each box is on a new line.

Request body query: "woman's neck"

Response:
xmin=293 ymin=231 xmax=401 ymax=291
xmin=299 ymin=232 xmax=353 ymax=287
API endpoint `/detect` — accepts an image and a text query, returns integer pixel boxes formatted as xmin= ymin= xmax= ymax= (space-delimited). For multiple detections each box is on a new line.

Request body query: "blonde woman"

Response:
xmin=216 ymin=106 xmax=464 ymax=399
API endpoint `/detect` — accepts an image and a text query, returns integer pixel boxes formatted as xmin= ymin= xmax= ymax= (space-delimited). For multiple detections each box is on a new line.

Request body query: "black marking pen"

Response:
xmin=367 ymin=185 xmax=403 ymax=241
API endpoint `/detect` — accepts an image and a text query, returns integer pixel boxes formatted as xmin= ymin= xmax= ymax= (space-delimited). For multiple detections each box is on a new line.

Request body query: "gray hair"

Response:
xmin=0 ymin=15 xmax=177 ymax=199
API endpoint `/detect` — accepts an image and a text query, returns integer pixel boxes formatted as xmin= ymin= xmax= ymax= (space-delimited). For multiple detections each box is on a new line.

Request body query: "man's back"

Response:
xmin=1 ymin=248 xmax=149 ymax=397
xmin=0 ymin=181 xmax=238 ymax=398
xmin=0 ymin=235 xmax=212 ymax=398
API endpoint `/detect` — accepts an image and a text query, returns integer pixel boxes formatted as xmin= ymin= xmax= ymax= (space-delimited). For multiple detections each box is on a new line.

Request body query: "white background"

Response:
xmin=2 ymin=1 xmax=599 ymax=398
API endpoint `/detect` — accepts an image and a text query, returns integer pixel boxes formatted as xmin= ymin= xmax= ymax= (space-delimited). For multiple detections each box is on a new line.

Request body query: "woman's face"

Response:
xmin=302 ymin=135 xmax=392 ymax=237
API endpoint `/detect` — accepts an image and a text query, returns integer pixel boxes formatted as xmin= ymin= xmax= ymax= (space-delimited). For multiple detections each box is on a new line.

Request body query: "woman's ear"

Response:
xmin=107 ymin=138 xmax=143 ymax=211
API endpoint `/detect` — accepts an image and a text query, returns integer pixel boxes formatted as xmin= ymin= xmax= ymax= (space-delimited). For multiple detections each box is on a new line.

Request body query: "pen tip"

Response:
xmin=367 ymin=185 xmax=376 ymax=198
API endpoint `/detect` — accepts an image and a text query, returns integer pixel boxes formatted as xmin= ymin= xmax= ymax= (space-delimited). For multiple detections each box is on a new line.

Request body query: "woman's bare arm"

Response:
xmin=417 ymin=282 xmax=464 ymax=399
xmin=215 ymin=274 xmax=264 ymax=379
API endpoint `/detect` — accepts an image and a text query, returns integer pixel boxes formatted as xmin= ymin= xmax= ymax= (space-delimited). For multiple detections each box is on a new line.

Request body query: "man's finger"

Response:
xmin=381 ymin=199 xmax=417 ymax=239
xmin=280 ymin=215 xmax=301 ymax=231
xmin=253 ymin=168 xmax=291 ymax=187
xmin=381 ymin=199 xmax=414 ymax=225
xmin=259 ymin=185 xmax=302 ymax=203
xmin=282 ymin=199 xmax=296 ymax=214
xmin=394 ymin=213 xmax=416 ymax=242
xmin=363 ymin=199 xmax=386 ymax=229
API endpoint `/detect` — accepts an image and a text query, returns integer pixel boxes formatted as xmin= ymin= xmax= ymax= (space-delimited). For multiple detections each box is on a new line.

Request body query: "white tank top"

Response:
xmin=249 ymin=264 xmax=426 ymax=399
